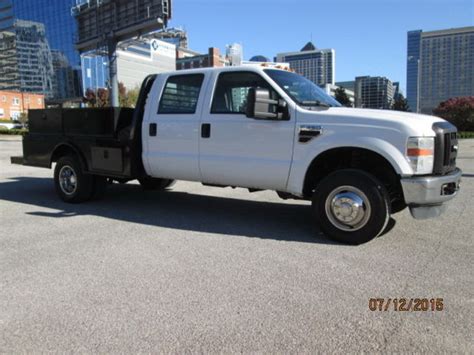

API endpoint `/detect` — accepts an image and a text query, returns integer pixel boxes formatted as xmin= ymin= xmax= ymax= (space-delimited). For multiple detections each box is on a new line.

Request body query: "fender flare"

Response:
xmin=50 ymin=142 xmax=89 ymax=171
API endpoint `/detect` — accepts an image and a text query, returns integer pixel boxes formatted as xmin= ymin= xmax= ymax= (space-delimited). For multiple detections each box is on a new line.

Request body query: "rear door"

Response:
xmin=199 ymin=71 xmax=296 ymax=190
xmin=142 ymin=73 xmax=206 ymax=181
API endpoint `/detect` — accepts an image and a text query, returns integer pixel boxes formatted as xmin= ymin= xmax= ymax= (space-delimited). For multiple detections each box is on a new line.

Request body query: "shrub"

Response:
xmin=433 ymin=96 xmax=474 ymax=131
xmin=0 ymin=128 xmax=28 ymax=136
xmin=0 ymin=119 xmax=21 ymax=124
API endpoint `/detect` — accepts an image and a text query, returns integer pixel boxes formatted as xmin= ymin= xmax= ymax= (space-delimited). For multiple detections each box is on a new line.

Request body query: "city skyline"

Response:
xmin=171 ymin=0 xmax=473 ymax=94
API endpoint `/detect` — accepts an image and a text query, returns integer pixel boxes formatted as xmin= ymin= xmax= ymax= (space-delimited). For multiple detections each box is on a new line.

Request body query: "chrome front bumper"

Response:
xmin=400 ymin=168 xmax=462 ymax=219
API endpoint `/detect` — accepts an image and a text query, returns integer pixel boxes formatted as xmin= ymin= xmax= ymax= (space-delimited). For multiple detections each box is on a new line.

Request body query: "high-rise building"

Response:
xmin=0 ymin=29 xmax=16 ymax=88
xmin=0 ymin=20 xmax=54 ymax=98
xmin=393 ymin=82 xmax=401 ymax=100
xmin=226 ymin=43 xmax=243 ymax=66
xmin=0 ymin=1 xmax=13 ymax=32
xmin=336 ymin=81 xmax=356 ymax=92
xmin=51 ymin=50 xmax=82 ymax=100
xmin=406 ymin=26 xmax=474 ymax=114
xmin=355 ymin=76 xmax=395 ymax=109
xmin=0 ymin=0 xmax=82 ymax=99
xmin=406 ymin=30 xmax=421 ymax=112
xmin=117 ymin=39 xmax=176 ymax=90
xmin=81 ymin=38 xmax=178 ymax=93
xmin=2 ymin=0 xmax=79 ymax=66
xmin=276 ymin=42 xmax=335 ymax=86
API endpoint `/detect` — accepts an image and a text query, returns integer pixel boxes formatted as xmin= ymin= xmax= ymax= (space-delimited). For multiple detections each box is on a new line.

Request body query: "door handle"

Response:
xmin=201 ymin=123 xmax=211 ymax=138
xmin=149 ymin=123 xmax=157 ymax=137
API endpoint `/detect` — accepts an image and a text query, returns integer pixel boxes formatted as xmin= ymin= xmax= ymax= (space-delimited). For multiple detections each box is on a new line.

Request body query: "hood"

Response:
xmin=303 ymin=107 xmax=449 ymax=137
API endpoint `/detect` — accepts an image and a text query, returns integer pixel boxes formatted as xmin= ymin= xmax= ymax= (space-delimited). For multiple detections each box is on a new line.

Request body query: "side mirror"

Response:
xmin=246 ymin=88 xmax=289 ymax=120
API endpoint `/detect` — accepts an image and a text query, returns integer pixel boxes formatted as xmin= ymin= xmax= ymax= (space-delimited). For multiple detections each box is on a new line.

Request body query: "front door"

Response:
xmin=199 ymin=71 xmax=295 ymax=191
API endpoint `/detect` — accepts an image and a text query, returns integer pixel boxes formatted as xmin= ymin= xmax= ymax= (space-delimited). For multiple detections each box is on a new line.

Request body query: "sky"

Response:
xmin=170 ymin=0 xmax=474 ymax=94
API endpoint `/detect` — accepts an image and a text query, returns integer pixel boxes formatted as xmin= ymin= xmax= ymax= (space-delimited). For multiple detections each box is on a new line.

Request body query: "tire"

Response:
xmin=138 ymin=178 xmax=176 ymax=191
xmin=312 ymin=169 xmax=390 ymax=245
xmin=54 ymin=155 xmax=94 ymax=203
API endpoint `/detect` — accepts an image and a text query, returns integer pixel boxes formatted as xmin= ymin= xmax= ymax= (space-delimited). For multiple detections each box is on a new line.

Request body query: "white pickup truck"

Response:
xmin=12 ymin=65 xmax=462 ymax=244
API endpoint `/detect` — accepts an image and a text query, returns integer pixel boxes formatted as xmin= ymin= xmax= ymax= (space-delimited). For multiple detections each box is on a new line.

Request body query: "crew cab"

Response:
xmin=11 ymin=65 xmax=462 ymax=244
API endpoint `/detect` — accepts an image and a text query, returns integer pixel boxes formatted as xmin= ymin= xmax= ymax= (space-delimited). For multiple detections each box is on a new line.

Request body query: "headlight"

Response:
xmin=406 ymin=137 xmax=434 ymax=175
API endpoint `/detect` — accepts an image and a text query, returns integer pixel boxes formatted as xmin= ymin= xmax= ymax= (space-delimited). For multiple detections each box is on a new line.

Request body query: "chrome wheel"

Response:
xmin=59 ymin=165 xmax=77 ymax=196
xmin=325 ymin=186 xmax=371 ymax=232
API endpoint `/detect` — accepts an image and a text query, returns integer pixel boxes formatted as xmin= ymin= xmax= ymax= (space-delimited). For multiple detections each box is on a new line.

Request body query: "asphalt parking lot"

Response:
xmin=0 ymin=136 xmax=473 ymax=352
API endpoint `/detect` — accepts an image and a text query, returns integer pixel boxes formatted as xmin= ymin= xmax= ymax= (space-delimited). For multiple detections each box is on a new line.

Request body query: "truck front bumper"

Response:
xmin=400 ymin=168 xmax=462 ymax=219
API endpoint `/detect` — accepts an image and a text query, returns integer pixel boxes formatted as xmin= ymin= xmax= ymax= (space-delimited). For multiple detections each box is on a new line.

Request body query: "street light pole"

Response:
xmin=108 ymin=39 xmax=119 ymax=107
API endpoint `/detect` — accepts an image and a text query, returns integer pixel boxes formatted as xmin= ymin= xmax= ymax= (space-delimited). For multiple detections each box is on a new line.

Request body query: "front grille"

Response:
xmin=433 ymin=122 xmax=458 ymax=175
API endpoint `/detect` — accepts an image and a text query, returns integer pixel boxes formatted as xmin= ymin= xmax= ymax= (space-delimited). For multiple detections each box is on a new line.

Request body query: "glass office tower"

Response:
xmin=407 ymin=26 xmax=474 ymax=114
xmin=0 ymin=0 xmax=14 ymax=31
xmin=406 ymin=30 xmax=421 ymax=112
xmin=0 ymin=0 xmax=89 ymax=98
xmin=6 ymin=0 xmax=78 ymax=65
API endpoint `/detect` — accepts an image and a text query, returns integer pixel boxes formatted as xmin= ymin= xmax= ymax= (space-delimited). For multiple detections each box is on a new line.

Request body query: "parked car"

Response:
xmin=0 ymin=120 xmax=23 ymax=130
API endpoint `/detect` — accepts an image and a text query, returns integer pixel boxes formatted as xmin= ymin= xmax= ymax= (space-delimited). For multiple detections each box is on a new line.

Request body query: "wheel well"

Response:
xmin=50 ymin=144 xmax=87 ymax=171
xmin=303 ymin=148 xmax=404 ymax=206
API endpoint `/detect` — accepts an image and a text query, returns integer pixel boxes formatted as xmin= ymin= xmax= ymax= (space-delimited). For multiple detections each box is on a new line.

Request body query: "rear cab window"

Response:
xmin=158 ymin=74 xmax=205 ymax=114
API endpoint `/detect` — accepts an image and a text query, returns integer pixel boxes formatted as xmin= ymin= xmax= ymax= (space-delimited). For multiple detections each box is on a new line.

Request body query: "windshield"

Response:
xmin=264 ymin=69 xmax=342 ymax=108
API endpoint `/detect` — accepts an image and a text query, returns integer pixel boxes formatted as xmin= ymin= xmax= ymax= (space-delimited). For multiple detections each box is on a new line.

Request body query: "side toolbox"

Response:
xmin=90 ymin=147 xmax=124 ymax=173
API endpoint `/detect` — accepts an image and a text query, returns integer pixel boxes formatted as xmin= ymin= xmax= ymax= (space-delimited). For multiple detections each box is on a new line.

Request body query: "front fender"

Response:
xmin=286 ymin=135 xmax=412 ymax=196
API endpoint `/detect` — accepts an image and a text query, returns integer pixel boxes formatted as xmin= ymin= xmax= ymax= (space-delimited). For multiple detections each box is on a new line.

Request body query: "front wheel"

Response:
xmin=312 ymin=169 xmax=390 ymax=245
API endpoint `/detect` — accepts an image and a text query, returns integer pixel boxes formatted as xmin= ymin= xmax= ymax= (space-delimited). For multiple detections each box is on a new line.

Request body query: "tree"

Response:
xmin=391 ymin=94 xmax=410 ymax=112
xmin=18 ymin=112 xmax=28 ymax=126
xmin=433 ymin=96 xmax=474 ymax=131
xmin=334 ymin=87 xmax=352 ymax=107
xmin=119 ymin=84 xmax=140 ymax=108
xmin=84 ymin=82 xmax=139 ymax=108
xmin=83 ymin=88 xmax=109 ymax=107
xmin=83 ymin=88 xmax=97 ymax=107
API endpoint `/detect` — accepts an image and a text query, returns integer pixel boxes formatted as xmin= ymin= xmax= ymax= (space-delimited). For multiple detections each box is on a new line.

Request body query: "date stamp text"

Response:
xmin=369 ymin=298 xmax=444 ymax=312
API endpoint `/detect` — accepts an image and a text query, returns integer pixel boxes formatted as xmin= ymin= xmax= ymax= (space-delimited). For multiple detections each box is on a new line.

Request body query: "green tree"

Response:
xmin=391 ymin=94 xmax=410 ymax=112
xmin=433 ymin=96 xmax=474 ymax=131
xmin=334 ymin=87 xmax=352 ymax=107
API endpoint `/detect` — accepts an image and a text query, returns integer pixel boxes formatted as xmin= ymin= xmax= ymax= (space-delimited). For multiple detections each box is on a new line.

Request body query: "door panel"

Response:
xmin=200 ymin=116 xmax=295 ymax=190
xmin=199 ymin=71 xmax=295 ymax=190
xmin=144 ymin=73 xmax=205 ymax=181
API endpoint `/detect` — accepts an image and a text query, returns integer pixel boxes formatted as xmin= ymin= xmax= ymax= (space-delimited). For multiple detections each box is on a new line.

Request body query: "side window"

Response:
xmin=211 ymin=72 xmax=277 ymax=114
xmin=158 ymin=74 xmax=204 ymax=114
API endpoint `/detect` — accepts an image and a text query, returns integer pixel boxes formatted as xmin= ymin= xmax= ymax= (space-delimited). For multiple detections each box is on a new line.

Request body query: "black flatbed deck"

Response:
xmin=13 ymin=75 xmax=157 ymax=180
